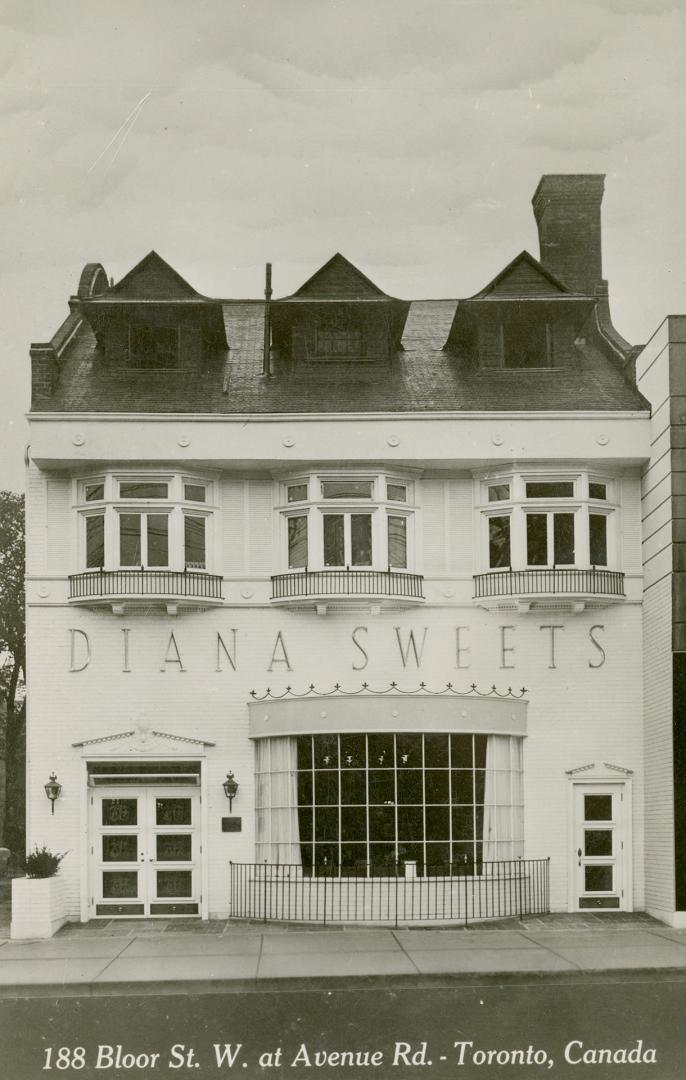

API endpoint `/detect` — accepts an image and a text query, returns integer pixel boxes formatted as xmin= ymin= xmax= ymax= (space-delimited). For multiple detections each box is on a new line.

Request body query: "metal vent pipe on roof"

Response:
xmin=262 ymin=262 xmax=272 ymax=376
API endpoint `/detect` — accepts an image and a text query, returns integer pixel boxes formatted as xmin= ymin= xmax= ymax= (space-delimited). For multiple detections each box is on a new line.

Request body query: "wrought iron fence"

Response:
xmin=69 ymin=568 xmax=224 ymax=601
xmin=474 ymin=568 xmax=624 ymax=600
xmin=229 ymin=859 xmax=549 ymax=926
xmin=271 ymin=569 xmax=424 ymax=601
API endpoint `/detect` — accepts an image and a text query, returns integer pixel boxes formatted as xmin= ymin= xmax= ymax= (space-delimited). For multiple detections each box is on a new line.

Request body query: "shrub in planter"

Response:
xmin=24 ymin=845 xmax=67 ymax=879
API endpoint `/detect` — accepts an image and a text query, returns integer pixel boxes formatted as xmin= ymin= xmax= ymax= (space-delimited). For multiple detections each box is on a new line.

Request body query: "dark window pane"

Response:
xmin=103 ymin=871 xmax=138 ymax=898
xmin=489 ymin=516 xmax=511 ymax=568
xmin=425 ymin=805 xmax=449 ymax=840
xmin=314 ymin=734 xmax=338 ymax=769
xmin=184 ymin=515 xmax=206 ymax=569
xmin=102 ymin=836 xmax=137 ymax=862
xmin=398 ymin=842 xmax=425 ymax=874
xmin=340 ymin=844 xmax=367 ymax=871
xmin=424 ymin=735 xmax=449 ymax=768
xmin=341 ymin=806 xmax=367 ymax=842
xmin=102 ymin=799 xmax=137 ymax=826
xmin=369 ymin=845 xmax=396 ymax=874
xmin=503 ymin=316 xmax=549 ymax=369
xmin=584 ymin=830 xmax=612 ymax=857
xmin=298 ymin=808 xmax=312 ymax=843
xmin=425 ymin=770 xmax=449 ymax=804
xmin=119 ymin=481 xmax=168 ymax=499
xmin=321 ymin=480 xmax=372 ymax=499
xmin=368 ymin=733 xmax=395 ymax=768
xmin=85 ymin=482 xmax=104 ymax=501
xmin=589 ymin=482 xmax=607 ymax=500
xmin=474 ymin=736 xmax=487 ymax=770
xmin=397 ymin=769 xmax=423 ymax=805
xmin=452 ymin=805 xmax=475 ymax=840
xmin=351 ymin=514 xmax=372 ymax=566
xmin=426 ymin=843 xmax=450 ymax=871
xmin=369 ymin=807 xmax=395 ymax=841
xmin=590 ymin=514 xmax=607 ymax=566
xmin=86 ymin=514 xmax=105 ymax=568
xmin=323 ymin=515 xmax=344 ymax=566
xmin=129 ymin=325 xmax=178 ymax=369
xmin=288 ymin=516 xmax=308 ymax=568
xmin=388 ymin=515 xmax=407 ymax=568
xmin=368 ymin=771 xmax=395 ymax=805
xmin=184 ymin=483 xmax=206 ymax=503
xmin=156 ymin=835 xmax=192 ymax=861
xmin=147 ymin=514 xmax=169 ymax=567
xmin=553 ymin=513 xmax=575 ymax=564
xmin=452 ymin=771 xmax=474 ymax=804
xmin=297 ymin=736 xmax=312 ymax=769
xmin=526 ymin=481 xmax=574 ymax=498
xmin=316 ymin=329 xmax=363 ymax=358
xmin=451 ymin=735 xmax=473 ymax=769
xmin=315 ymin=807 xmax=339 ymax=841
xmin=340 ymin=735 xmax=365 ymax=769
xmin=156 ymin=799 xmax=191 ymax=826
xmin=156 ymin=871 xmax=192 ymax=897
xmin=474 ymin=770 xmax=486 ymax=804
xmin=526 ymin=513 xmax=548 ymax=565
xmin=314 ymin=771 xmax=339 ymax=805
xmin=313 ymin=845 xmax=337 ymax=871
xmin=297 ymin=772 xmax=313 ymax=805
xmin=585 ymin=865 xmax=613 ymax=892
xmin=452 ymin=842 xmax=477 ymax=871
xmin=287 ymin=483 xmax=308 ymax=503
xmin=488 ymin=484 xmax=510 ymax=502
xmin=585 ymin=795 xmax=613 ymax=821
xmin=340 ymin=770 xmax=366 ymax=805
xmin=397 ymin=733 xmax=422 ymax=766
xmin=387 ymin=483 xmax=407 ymax=502
xmin=119 ymin=513 xmax=141 ymax=565
xmin=397 ymin=806 xmax=423 ymax=840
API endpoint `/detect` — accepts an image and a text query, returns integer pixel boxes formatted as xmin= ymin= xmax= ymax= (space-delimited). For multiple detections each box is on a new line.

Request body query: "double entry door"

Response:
xmin=572 ymin=783 xmax=627 ymax=910
xmin=90 ymin=786 xmax=200 ymax=918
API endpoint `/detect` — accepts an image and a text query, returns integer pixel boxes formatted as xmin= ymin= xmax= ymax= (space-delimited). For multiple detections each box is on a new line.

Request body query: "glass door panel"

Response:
xmin=93 ymin=792 xmax=145 ymax=917
xmin=574 ymin=785 xmax=623 ymax=910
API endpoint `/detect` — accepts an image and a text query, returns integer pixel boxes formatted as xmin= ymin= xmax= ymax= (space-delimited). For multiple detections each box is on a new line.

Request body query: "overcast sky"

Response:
xmin=0 ymin=0 xmax=684 ymax=491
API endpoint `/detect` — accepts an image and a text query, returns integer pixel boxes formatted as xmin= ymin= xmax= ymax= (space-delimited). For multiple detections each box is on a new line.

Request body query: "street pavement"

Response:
xmin=2 ymin=908 xmax=686 ymax=996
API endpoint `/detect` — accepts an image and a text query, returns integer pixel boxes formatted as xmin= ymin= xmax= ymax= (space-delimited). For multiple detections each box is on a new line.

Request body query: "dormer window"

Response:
xmin=502 ymin=313 xmax=551 ymax=369
xmin=129 ymin=323 xmax=179 ymax=369
xmin=315 ymin=327 xmax=363 ymax=359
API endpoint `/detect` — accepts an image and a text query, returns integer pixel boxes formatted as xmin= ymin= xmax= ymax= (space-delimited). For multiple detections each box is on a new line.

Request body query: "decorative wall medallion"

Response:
xmin=282 ymin=435 xmax=295 ymax=448
xmin=386 ymin=435 xmax=400 ymax=447
xmin=240 ymin=587 xmax=254 ymax=599
xmin=443 ymin=586 xmax=455 ymax=598
xmin=72 ymin=433 xmax=85 ymax=446
xmin=178 ymin=435 xmax=190 ymax=447
xmin=38 ymin=586 xmax=50 ymax=598
xmin=491 ymin=433 xmax=504 ymax=446
xmin=596 ymin=434 xmax=609 ymax=446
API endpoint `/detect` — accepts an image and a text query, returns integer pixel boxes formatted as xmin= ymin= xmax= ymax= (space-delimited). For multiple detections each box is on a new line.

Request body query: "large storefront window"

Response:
xmin=255 ymin=733 xmax=524 ymax=875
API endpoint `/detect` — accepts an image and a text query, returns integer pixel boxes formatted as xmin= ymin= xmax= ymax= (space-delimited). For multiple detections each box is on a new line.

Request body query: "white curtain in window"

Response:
xmin=255 ymin=737 xmax=301 ymax=866
xmin=482 ymin=735 xmax=524 ymax=862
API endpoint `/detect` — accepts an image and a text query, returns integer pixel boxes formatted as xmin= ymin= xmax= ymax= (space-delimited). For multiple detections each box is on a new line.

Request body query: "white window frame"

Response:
xmin=74 ymin=473 xmax=216 ymax=574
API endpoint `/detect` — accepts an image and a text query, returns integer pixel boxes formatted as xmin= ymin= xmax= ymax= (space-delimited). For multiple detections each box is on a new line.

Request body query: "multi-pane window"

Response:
xmin=254 ymin=732 xmax=524 ymax=876
xmin=77 ymin=476 xmax=213 ymax=572
xmin=482 ymin=473 xmax=613 ymax=571
xmin=315 ymin=328 xmax=363 ymax=359
xmin=281 ymin=474 xmax=414 ymax=573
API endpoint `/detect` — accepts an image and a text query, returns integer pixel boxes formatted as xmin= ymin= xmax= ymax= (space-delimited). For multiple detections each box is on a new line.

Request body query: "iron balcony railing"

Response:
xmin=229 ymin=859 xmax=550 ymax=927
xmin=69 ymin=568 xmax=224 ymax=602
xmin=474 ymin=567 xmax=625 ymax=600
xmin=271 ymin=569 xmax=425 ymax=601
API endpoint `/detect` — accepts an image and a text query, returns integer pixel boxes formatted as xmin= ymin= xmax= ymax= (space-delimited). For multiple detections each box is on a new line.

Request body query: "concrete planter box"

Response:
xmin=11 ymin=875 xmax=67 ymax=940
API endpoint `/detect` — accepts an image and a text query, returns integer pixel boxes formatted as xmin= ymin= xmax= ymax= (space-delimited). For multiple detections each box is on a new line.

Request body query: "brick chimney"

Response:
xmin=532 ymin=174 xmax=605 ymax=295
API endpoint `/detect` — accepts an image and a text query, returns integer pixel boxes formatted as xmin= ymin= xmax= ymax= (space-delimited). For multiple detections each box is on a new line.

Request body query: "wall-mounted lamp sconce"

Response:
xmin=44 ymin=773 xmax=62 ymax=815
xmin=222 ymin=771 xmax=239 ymax=811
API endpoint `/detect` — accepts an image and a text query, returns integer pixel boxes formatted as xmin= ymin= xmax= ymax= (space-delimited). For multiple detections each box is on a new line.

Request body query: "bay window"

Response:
xmin=280 ymin=473 xmax=415 ymax=573
xmin=481 ymin=472 xmax=614 ymax=571
xmin=76 ymin=474 xmax=214 ymax=573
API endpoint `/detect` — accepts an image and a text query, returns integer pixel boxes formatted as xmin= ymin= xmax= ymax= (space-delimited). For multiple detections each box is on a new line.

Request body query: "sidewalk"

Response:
xmin=2 ymin=911 xmax=686 ymax=996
